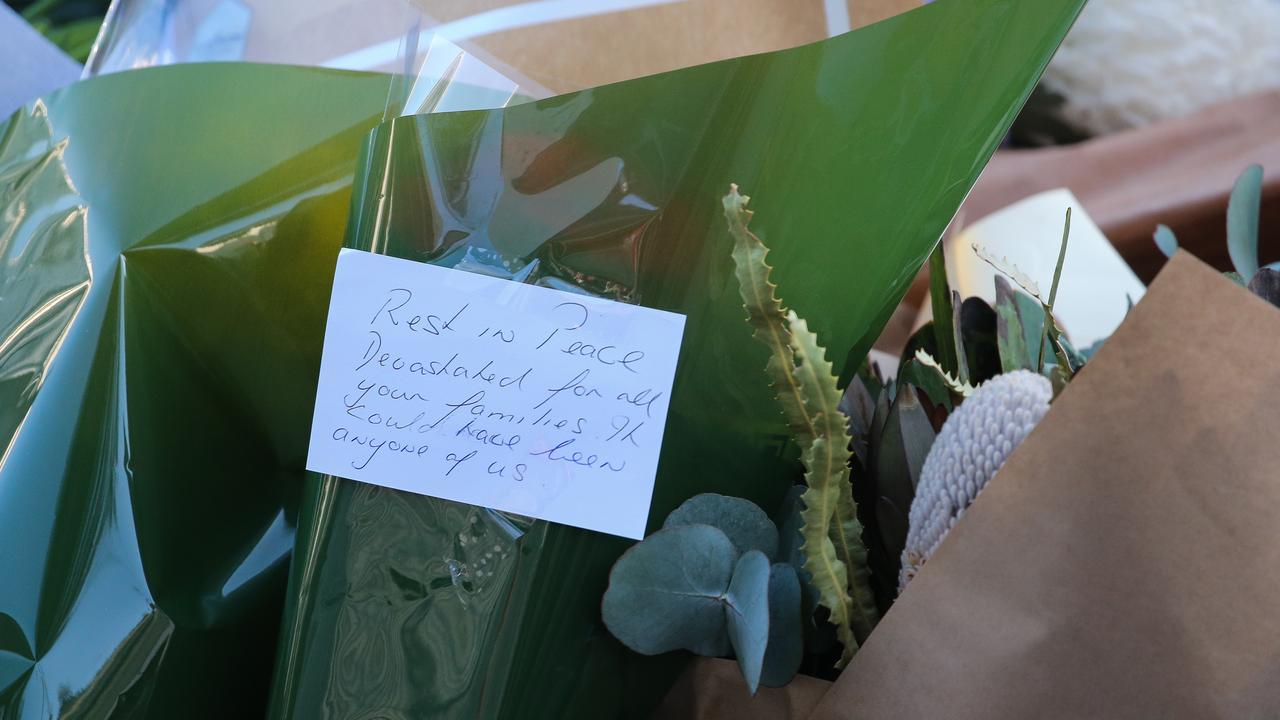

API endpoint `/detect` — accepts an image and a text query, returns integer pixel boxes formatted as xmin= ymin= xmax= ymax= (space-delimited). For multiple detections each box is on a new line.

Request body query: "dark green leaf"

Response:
xmin=1038 ymin=208 xmax=1071 ymax=373
xmin=876 ymin=384 xmax=936 ymax=520
xmin=724 ymin=550 xmax=772 ymax=694
xmin=1228 ymin=164 xmax=1263 ymax=281
xmin=602 ymin=525 xmax=737 ymax=655
xmin=898 ymin=320 xmax=939 ymax=382
xmin=875 ymin=495 xmax=909 ymax=568
xmin=959 ymin=297 xmax=1001 ymax=384
xmin=1153 ymin=224 xmax=1179 ymax=258
xmin=760 ymin=563 xmax=804 ymax=688
xmin=950 ymin=290 xmax=970 ymax=384
xmin=838 ymin=375 xmax=877 ymax=460
xmin=898 ymin=358 xmax=954 ymax=411
xmin=1247 ymin=267 xmax=1280 ymax=308
xmin=775 ymin=486 xmax=807 ymax=572
xmin=994 ymin=275 xmax=1044 ymax=372
xmin=664 ymin=493 xmax=779 ymax=559
xmin=928 ymin=245 xmax=959 ymax=376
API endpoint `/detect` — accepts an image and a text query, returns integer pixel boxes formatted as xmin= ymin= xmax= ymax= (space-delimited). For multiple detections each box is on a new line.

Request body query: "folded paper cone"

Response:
xmin=811 ymin=252 xmax=1280 ymax=718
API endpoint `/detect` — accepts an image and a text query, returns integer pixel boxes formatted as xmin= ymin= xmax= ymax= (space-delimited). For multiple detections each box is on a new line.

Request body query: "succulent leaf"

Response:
xmin=1153 ymin=224 xmax=1179 ymax=258
xmin=1227 ymin=164 xmax=1263 ymax=281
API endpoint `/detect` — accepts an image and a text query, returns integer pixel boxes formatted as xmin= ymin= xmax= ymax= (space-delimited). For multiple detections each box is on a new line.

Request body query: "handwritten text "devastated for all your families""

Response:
xmin=306 ymin=250 xmax=686 ymax=539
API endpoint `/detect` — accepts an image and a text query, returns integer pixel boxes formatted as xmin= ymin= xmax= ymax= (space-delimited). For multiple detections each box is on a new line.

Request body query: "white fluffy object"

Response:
xmin=1041 ymin=0 xmax=1280 ymax=135
xmin=899 ymin=371 xmax=1052 ymax=591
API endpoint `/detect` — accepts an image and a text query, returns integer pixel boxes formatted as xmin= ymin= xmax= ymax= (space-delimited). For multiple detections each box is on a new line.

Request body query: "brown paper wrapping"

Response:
xmin=810 ymin=252 xmax=1280 ymax=718
xmin=412 ymin=0 xmax=922 ymax=93
xmin=654 ymin=658 xmax=831 ymax=720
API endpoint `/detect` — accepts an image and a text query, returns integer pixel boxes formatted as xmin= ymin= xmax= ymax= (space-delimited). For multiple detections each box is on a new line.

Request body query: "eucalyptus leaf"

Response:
xmin=724 ymin=550 xmax=772 ymax=694
xmin=602 ymin=525 xmax=737 ymax=655
xmin=1153 ymin=224 xmax=1179 ymax=258
xmin=775 ymin=485 xmax=821 ymax=643
xmin=1227 ymin=164 xmax=1263 ymax=281
xmin=760 ymin=563 xmax=803 ymax=688
xmin=664 ymin=493 xmax=779 ymax=559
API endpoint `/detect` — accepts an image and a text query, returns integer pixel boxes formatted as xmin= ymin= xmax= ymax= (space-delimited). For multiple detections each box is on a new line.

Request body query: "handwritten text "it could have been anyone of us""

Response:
xmin=306 ymin=250 xmax=686 ymax=539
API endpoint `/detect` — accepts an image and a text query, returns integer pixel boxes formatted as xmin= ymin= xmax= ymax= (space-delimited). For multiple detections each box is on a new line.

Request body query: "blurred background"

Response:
xmin=2 ymin=0 xmax=1277 ymax=332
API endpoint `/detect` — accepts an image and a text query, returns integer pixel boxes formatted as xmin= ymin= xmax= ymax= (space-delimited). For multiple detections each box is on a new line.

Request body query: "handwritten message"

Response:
xmin=306 ymin=249 xmax=687 ymax=539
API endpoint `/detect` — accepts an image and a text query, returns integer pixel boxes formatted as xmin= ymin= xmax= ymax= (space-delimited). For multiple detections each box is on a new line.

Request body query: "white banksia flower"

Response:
xmin=1041 ymin=0 xmax=1280 ymax=135
xmin=899 ymin=370 xmax=1052 ymax=591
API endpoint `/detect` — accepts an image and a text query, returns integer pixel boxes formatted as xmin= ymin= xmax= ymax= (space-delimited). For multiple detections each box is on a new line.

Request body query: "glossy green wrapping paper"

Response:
xmin=270 ymin=1 xmax=1086 ymax=718
xmin=0 ymin=65 xmax=395 ymax=717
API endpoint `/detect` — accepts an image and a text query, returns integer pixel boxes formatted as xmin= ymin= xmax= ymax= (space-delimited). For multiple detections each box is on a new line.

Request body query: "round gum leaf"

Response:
xmin=724 ymin=550 xmax=772 ymax=694
xmin=602 ymin=524 xmax=737 ymax=655
xmin=664 ymin=493 xmax=779 ymax=558
xmin=760 ymin=563 xmax=803 ymax=688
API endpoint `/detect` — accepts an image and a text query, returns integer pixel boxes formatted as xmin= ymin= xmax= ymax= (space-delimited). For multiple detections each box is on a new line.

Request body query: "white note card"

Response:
xmin=307 ymin=249 xmax=687 ymax=539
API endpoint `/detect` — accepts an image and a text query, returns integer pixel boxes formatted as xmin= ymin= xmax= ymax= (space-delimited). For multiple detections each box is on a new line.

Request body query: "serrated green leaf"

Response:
xmin=913 ymin=349 xmax=975 ymax=398
xmin=1228 ymin=164 xmax=1263 ymax=281
xmin=725 ymin=187 xmax=878 ymax=666
xmin=897 ymin=358 xmax=954 ymax=412
xmin=760 ymin=563 xmax=804 ymax=688
xmin=972 ymin=243 xmax=1045 ymax=302
xmin=723 ymin=186 xmax=815 ymax=449
xmin=602 ymin=525 xmax=738 ymax=655
xmin=664 ymin=493 xmax=779 ymax=559
xmin=725 ymin=550 xmax=772 ymax=694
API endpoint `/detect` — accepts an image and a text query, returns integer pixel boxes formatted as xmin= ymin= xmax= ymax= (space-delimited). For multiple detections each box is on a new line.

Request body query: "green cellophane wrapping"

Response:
xmin=268 ymin=1 xmax=1086 ymax=718
xmin=0 ymin=64 xmax=395 ymax=717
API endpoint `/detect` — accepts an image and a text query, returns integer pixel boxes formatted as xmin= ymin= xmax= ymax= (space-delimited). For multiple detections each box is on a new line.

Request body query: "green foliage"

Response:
xmin=928 ymin=245 xmax=959 ymax=378
xmin=1153 ymin=164 xmax=1277 ymax=304
xmin=663 ymin=493 xmax=779 ymax=559
xmin=976 ymin=209 xmax=1076 ymax=379
xmin=1248 ymin=269 xmax=1280 ymax=308
xmin=762 ymin=563 xmax=804 ymax=687
xmin=722 ymin=185 xmax=878 ymax=667
xmin=601 ymin=524 xmax=737 ymax=656
xmin=16 ymin=0 xmax=107 ymax=62
xmin=1228 ymin=164 xmax=1264 ymax=282
xmin=724 ymin=551 xmax=772 ymax=691
xmin=1154 ymin=224 xmax=1179 ymax=258
xmin=601 ymin=493 xmax=808 ymax=694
